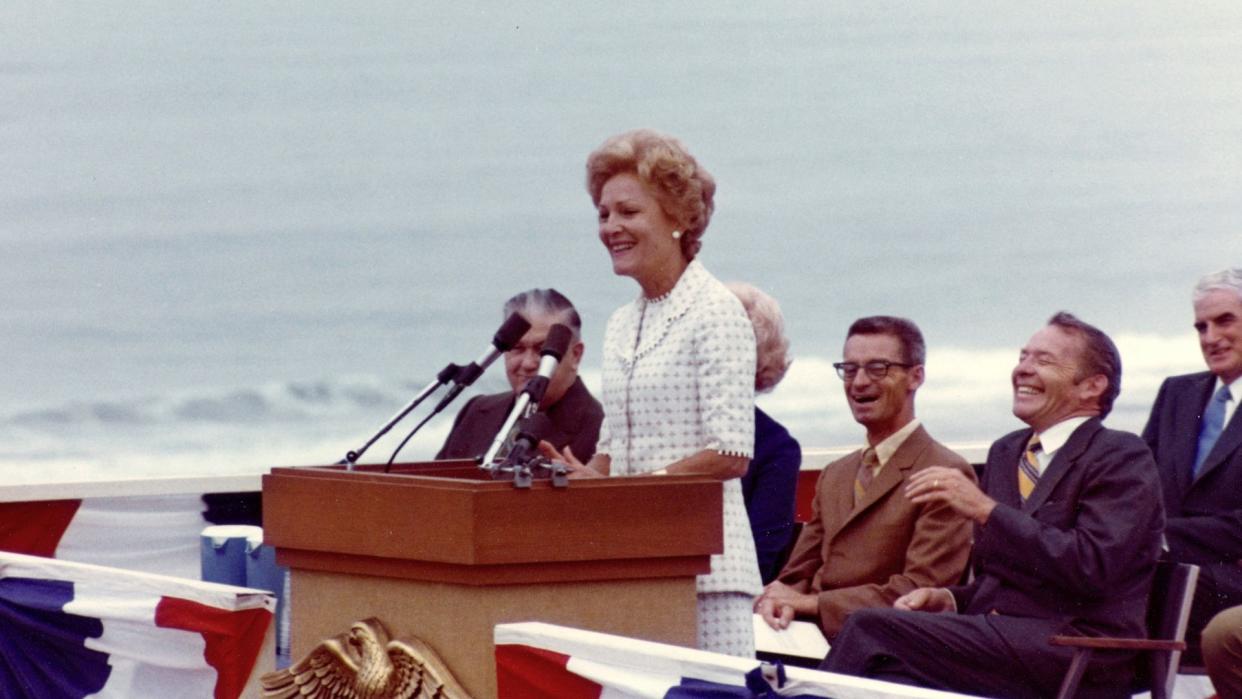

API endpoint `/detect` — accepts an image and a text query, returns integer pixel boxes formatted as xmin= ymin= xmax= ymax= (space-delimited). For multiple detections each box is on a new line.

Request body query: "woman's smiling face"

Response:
xmin=596 ymin=172 xmax=683 ymax=292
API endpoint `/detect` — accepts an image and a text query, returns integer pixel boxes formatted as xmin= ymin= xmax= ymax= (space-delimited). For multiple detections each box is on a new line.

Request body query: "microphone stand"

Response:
xmin=340 ymin=363 xmax=460 ymax=470
xmin=338 ymin=312 xmax=532 ymax=471
xmin=479 ymin=381 xmax=541 ymax=468
xmin=486 ymin=414 xmax=568 ymax=488
xmin=479 ymin=323 xmax=572 ymax=479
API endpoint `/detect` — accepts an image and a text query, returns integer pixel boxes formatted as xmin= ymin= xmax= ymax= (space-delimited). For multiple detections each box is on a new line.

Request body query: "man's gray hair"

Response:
xmin=502 ymin=288 xmax=582 ymax=341
xmin=1194 ymin=268 xmax=1242 ymax=304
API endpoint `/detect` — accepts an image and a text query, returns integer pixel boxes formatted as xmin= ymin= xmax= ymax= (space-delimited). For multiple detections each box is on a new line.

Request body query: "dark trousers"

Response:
xmin=821 ymin=608 xmax=1131 ymax=699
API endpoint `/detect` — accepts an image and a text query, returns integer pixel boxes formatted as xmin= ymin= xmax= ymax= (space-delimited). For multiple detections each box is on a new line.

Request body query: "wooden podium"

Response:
xmin=262 ymin=462 xmax=723 ymax=698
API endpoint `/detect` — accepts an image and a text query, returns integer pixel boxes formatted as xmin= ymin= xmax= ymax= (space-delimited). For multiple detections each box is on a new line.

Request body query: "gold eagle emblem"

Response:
xmin=261 ymin=618 xmax=471 ymax=699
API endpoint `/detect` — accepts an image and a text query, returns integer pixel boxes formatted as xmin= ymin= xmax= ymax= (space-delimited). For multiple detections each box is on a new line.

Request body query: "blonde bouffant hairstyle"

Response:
xmin=727 ymin=282 xmax=792 ymax=394
xmin=585 ymin=129 xmax=716 ymax=260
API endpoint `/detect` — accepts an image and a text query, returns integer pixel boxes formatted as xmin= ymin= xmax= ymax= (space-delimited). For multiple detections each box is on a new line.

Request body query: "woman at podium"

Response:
xmin=545 ymin=129 xmax=761 ymax=657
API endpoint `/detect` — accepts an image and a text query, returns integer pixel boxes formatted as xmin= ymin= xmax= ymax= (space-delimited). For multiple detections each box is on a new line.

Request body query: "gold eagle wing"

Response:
xmin=261 ymin=618 xmax=471 ymax=699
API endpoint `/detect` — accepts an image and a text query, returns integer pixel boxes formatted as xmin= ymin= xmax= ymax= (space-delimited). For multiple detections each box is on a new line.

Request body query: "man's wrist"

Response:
xmin=943 ymin=589 xmax=959 ymax=613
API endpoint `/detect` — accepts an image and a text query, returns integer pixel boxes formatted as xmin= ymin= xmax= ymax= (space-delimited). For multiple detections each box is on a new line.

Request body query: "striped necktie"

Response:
xmin=1018 ymin=434 xmax=1041 ymax=501
xmin=854 ymin=447 xmax=880 ymax=504
xmin=1194 ymin=385 xmax=1232 ymax=477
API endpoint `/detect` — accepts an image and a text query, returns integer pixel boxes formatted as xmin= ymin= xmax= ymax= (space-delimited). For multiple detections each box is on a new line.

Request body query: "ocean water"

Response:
xmin=1 ymin=3 xmax=1238 ymax=484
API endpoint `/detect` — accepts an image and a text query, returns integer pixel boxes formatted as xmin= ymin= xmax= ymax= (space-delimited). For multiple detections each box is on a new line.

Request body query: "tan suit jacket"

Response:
xmin=776 ymin=424 xmax=975 ymax=638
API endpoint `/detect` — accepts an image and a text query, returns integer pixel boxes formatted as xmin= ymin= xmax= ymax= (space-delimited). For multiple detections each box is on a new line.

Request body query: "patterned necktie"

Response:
xmin=1194 ymin=385 xmax=1232 ymax=477
xmin=854 ymin=447 xmax=880 ymax=504
xmin=1018 ymin=434 xmax=1041 ymax=501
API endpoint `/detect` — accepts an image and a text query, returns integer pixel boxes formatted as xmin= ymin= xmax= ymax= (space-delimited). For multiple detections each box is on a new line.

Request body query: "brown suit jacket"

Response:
xmin=776 ymin=424 xmax=975 ymax=638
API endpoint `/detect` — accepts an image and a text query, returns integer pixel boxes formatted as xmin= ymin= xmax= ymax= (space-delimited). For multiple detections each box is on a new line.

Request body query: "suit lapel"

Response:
xmin=542 ymin=379 xmax=587 ymax=445
xmin=1196 ymin=398 xmax=1242 ymax=483
xmin=1023 ymin=418 xmax=1102 ymax=513
xmin=988 ymin=430 xmax=1028 ymax=509
xmin=833 ymin=427 xmax=931 ymax=535
xmin=477 ymin=394 xmax=515 ymax=443
xmin=1177 ymin=374 xmax=1217 ymax=493
xmin=821 ymin=452 xmax=863 ymax=541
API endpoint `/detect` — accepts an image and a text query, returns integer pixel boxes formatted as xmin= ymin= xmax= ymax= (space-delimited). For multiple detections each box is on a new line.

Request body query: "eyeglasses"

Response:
xmin=833 ymin=360 xmax=914 ymax=381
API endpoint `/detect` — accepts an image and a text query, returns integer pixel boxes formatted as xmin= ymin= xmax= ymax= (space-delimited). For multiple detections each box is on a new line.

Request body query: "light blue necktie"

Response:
xmin=1193 ymin=385 xmax=1232 ymax=476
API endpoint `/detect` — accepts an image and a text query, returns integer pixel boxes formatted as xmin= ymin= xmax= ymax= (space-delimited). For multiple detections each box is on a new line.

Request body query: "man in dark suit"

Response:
xmin=753 ymin=316 xmax=975 ymax=639
xmin=1142 ymin=267 xmax=1242 ymax=661
xmin=436 ymin=289 xmax=603 ymax=463
xmin=821 ymin=312 xmax=1166 ymax=699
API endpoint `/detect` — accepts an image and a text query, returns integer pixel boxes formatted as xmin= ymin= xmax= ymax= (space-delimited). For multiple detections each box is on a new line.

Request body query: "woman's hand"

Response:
xmin=538 ymin=442 xmax=607 ymax=479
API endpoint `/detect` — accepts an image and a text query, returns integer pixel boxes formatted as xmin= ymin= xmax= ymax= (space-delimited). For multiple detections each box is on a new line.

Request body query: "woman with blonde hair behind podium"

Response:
xmin=543 ymin=129 xmax=760 ymax=657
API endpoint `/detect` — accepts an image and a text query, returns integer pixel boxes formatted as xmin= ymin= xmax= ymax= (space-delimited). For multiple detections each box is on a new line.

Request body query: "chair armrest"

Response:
xmin=1049 ymin=635 xmax=1186 ymax=652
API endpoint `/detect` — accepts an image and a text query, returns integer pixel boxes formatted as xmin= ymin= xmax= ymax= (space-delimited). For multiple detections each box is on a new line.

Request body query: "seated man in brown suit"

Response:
xmin=753 ymin=316 xmax=975 ymax=639
xmin=821 ymin=312 xmax=1165 ymax=698
xmin=436 ymin=289 xmax=603 ymax=462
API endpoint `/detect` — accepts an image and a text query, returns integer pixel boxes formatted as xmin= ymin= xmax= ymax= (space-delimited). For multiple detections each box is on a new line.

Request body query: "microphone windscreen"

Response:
xmin=493 ymin=313 xmax=532 ymax=352
xmin=540 ymin=324 xmax=573 ymax=361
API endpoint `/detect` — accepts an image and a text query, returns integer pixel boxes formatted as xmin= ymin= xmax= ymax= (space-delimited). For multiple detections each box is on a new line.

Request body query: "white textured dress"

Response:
xmin=596 ymin=259 xmax=761 ymax=657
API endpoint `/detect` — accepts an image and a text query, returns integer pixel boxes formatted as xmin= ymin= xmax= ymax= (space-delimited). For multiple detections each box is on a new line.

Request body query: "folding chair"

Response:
xmin=1050 ymin=561 xmax=1199 ymax=699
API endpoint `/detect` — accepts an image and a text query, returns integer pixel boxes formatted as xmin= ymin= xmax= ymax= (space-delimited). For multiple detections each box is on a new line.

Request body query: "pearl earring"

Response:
xmin=672 ymin=230 xmax=682 ymax=240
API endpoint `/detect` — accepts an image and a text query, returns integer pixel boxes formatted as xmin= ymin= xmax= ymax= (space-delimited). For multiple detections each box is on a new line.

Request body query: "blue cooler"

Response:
xmin=245 ymin=530 xmax=290 ymax=665
xmin=200 ymin=525 xmax=262 ymax=586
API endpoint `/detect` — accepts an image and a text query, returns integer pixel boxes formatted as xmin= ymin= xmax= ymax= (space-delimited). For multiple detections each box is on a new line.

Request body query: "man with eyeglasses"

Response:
xmin=753 ymin=316 xmax=975 ymax=640
xmin=821 ymin=312 xmax=1164 ymax=699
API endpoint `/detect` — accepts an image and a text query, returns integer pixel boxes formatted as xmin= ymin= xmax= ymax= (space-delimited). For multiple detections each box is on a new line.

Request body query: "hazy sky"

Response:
xmin=1 ymin=3 xmax=1237 ymax=475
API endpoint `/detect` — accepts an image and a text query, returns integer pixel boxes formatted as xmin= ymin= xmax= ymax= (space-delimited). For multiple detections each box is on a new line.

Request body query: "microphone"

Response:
xmin=518 ymin=323 xmax=573 ymax=408
xmin=502 ymin=412 xmax=554 ymax=470
xmin=481 ymin=323 xmax=573 ymax=467
xmin=433 ymin=313 xmax=531 ymax=413
xmin=341 ymin=312 xmax=531 ymax=469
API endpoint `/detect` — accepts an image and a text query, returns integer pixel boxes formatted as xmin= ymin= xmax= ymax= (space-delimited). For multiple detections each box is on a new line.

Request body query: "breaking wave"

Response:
xmin=6 ymin=376 xmax=453 ymax=428
xmin=0 ymin=332 xmax=1205 ymax=484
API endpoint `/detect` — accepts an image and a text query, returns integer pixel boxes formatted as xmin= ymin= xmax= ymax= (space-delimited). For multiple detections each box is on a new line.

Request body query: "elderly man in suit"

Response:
xmin=1142 ymin=267 xmax=1242 ymax=663
xmin=752 ymin=316 xmax=974 ymax=639
xmin=436 ymin=288 xmax=603 ymax=462
xmin=821 ymin=312 xmax=1165 ymax=699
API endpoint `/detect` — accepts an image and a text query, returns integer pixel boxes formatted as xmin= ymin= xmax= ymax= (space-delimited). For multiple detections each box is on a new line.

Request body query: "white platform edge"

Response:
xmin=0 ymin=441 xmax=992 ymax=503
xmin=0 ymin=473 xmax=265 ymax=503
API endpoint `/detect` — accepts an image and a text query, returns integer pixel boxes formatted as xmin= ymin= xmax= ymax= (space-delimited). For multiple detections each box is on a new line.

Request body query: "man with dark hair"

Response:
xmin=753 ymin=316 xmax=975 ymax=639
xmin=821 ymin=312 xmax=1165 ymax=699
xmin=1142 ymin=268 xmax=1242 ymax=663
xmin=436 ymin=288 xmax=603 ymax=462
